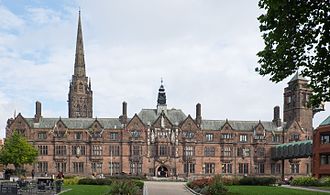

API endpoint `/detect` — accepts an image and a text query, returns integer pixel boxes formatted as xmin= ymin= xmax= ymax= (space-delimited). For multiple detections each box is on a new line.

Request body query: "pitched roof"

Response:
xmin=320 ymin=115 xmax=330 ymax=126
xmin=138 ymin=108 xmax=187 ymax=125
xmin=25 ymin=118 xmax=123 ymax=129
xmin=201 ymin=120 xmax=284 ymax=131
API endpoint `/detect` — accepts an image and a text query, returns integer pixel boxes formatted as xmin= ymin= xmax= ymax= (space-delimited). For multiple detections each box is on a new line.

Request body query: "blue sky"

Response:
xmin=0 ymin=0 xmax=329 ymax=138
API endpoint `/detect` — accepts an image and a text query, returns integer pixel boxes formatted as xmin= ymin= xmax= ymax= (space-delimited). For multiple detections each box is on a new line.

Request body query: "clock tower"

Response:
xmin=68 ymin=11 xmax=93 ymax=118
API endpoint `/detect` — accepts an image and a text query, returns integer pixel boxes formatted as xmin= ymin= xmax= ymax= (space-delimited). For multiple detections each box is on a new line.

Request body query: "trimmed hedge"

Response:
xmin=64 ymin=177 xmax=81 ymax=185
xmin=107 ymin=175 xmax=147 ymax=180
xmin=78 ymin=178 xmax=112 ymax=185
xmin=239 ymin=177 xmax=277 ymax=186
xmin=291 ymin=176 xmax=319 ymax=186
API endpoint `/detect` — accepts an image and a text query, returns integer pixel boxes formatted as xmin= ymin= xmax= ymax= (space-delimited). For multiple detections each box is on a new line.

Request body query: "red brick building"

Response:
xmin=5 ymin=13 xmax=314 ymax=178
xmin=313 ymin=117 xmax=330 ymax=178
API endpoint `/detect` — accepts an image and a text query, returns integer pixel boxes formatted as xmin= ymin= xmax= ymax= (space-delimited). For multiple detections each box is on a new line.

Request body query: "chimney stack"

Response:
xmin=272 ymin=106 xmax=281 ymax=127
xmin=196 ymin=103 xmax=202 ymax=127
xmin=120 ymin=101 xmax=128 ymax=124
xmin=34 ymin=101 xmax=42 ymax=123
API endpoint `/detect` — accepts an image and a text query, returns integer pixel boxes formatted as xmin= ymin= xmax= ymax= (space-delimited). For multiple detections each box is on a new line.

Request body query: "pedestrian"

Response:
xmin=31 ymin=169 xmax=35 ymax=179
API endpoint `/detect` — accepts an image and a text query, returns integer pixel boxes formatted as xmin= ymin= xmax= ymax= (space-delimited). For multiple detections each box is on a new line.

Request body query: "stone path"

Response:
xmin=143 ymin=181 xmax=192 ymax=195
xmin=281 ymin=185 xmax=330 ymax=194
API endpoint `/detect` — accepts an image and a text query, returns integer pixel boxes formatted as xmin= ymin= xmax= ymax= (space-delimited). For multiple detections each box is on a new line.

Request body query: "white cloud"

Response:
xmin=0 ymin=0 xmax=328 ymax=139
xmin=0 ymin=5 xmax=24 ymax=30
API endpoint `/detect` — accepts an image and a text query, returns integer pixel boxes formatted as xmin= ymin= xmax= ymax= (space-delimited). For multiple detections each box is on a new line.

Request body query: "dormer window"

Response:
xmin=131 ymin=130 xmax=140 ymax=138
xmin=291 ymin=134 xmax=300 ymax=142
xmin=38 ymin=131 xmax=47 ymax=139
xmin=75 ymin=132 xmax=82 ymax=140
xmin=183 ymin=132 xmax=194 ymax=139
xmin=205 ymin=133 xmax=214 ymax=141
xmin=55 ymin=131 xmax=65 ymax=138
xmin=239 ymin=134 xmax=248 ymax=142
xmin=221 ymin=133 xmax=233 ymax=139
xmin=255 ymin=134 xmax=264 ymax=140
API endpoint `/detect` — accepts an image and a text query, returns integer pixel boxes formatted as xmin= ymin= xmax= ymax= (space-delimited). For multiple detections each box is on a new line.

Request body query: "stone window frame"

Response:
xmin=204 ymin=163 xmax=215 ymax=174
xmin=204 ymin=146 xmax=215 ymax=157
xmin=205 ymin=133 xmax=214 ymax=142
xmin=239 ymin=134 xmax=248 ymax=142
xmin=38 ymin=131 xmax=47 ymax=140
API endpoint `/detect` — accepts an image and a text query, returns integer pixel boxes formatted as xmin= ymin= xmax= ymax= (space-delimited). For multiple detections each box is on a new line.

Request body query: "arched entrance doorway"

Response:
xmin=157 ymin=166 xmax=168 ymax=177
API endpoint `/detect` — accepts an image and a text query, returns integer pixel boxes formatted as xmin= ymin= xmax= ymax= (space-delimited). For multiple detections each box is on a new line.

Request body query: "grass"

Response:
xmin=62 ymin=185 xmax=111 ymax=195
xmin=315 ymin=186 xmax=330 ymax=190
xmin=61 ymin=184 xmax=330 ymax=195
xmin=227 ymin=185 xmax=329 ymax=195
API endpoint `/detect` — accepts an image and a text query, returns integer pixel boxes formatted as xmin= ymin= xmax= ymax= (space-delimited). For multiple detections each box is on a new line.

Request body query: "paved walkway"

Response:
xmin=282 ymin=185 xmax=330 ymax=194
xmin=143 ymin=181 xmax=192 ymax=195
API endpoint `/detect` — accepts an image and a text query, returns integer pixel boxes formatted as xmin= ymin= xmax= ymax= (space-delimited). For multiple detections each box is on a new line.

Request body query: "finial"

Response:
xmin=161 ymin=77 xmax=163 ymax=85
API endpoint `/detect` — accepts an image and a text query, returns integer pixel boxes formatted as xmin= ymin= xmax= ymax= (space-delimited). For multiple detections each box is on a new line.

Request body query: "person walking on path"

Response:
xmin=31 ymin=169 xmax=35 ymax=180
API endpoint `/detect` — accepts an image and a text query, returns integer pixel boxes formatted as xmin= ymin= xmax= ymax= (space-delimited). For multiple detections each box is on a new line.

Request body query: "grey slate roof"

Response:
xmin=320 ymin=115 xmax=330 ymax=126
xmin=24 ymin=118 xmax=123 ymax=129
xmin=201 ymin=120 xmax=284 ymax=131
xmin=21 ymin=109 xmax=284 ymax=132
xmin=138 ymin=108 xmax=187 ymax=125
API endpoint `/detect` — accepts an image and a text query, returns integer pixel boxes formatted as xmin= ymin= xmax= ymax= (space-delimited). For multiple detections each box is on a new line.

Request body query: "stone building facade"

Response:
xmin=5 ymin=13 xmax=313 ymax=178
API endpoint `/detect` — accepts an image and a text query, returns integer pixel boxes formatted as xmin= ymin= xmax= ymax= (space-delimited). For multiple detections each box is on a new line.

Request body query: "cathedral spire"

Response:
xmin=74 ymin=10 xmax=86 ymax=77
xmin=68 ymin=11 xmax=93 ymax=118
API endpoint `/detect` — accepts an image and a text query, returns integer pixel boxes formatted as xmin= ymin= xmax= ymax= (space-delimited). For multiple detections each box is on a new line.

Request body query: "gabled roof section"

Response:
xmin=152 ymin=111 xmax=173 ymax=128
xmin=180 ymin=115 xmax=199 ymax=131
xmin=89 ymin=118 xmax=103 ymax=130
xmin=25 ymin=117 xmax=123 ymax=129
xmin=221 ymin=119 xmax=233 ymax=131
xmin=138 ymin=108 xmax=186 ymax=125
xmin=127 ymin=114 xmax=145 ymax=129
xmin=10 ymin=113 xmax=31 ymax=129
xmin=286 ymin=120 xmax=304 ymax=133
xmin=201 ymin=119 xmax=284 ymax=131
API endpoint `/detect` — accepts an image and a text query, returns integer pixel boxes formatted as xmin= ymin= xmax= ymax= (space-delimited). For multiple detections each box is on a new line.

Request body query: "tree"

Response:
xmin=0 ymin=131 xmax=38 ymax=173
xmin=256 ymin=0 xmax=330 ymax=107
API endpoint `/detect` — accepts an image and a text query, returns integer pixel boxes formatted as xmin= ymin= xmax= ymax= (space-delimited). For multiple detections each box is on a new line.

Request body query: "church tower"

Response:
xmin=68 ymin=11 xmax=93 ymax=118
xmin=283 ymin=72 xmax=313 ymax=136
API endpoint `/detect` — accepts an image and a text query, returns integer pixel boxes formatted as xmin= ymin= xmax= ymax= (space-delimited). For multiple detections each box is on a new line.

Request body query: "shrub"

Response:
xmin=131 ymin=180 xmax=144 ymax=189
xmin=239 ymin=177 xmax=276 ymax=186
xmin=320 ymin=177 xmax=330 ymax=186
xmin=78 ymin=178 xmax=112 ymax=185
xmin=291 ymin=177 xmax=319 ymax=186
xmin=105 ymin=180 xmax=140 ymax=195
xmin=188 ymin=178 xmax=212 ymax=189
xmin=221 ymin=176 xmax=240 ymax=185
xmin=64 ymin=177 xmax=81 ymax=185
xmin=207 ymin=175 xmax=228 ymax=195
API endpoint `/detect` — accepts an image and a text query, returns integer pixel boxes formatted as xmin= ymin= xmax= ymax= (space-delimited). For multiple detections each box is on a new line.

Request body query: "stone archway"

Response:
xmin=157 ymin=166 xmax=168 ymax=177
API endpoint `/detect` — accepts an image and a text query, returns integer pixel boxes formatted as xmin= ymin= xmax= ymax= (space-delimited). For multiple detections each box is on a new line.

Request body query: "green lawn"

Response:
xmin=315 ymin=186 xmax=330 ymax=191
xmin=62 ymin=184 xmax=329 ymax=195
xmin=227 ymin=186 xmax=329 ymax=195
xmin=62 ymin=185 xmax=111 ymax=195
